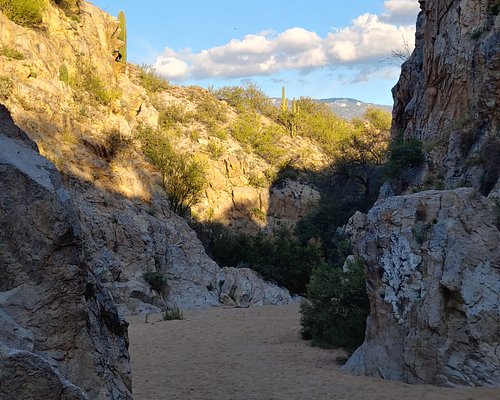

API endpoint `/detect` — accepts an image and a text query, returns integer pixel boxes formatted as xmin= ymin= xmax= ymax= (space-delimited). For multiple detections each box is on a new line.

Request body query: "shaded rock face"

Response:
xmin=0 ymin=106 xmax=131 ymax=399
xmin=344 ymin=188 xmax=500 ymax=386
xmin=392 ymin=0 xmax=499 ymax=194
xmin=68 ymin=174 xmax=296 ymax=313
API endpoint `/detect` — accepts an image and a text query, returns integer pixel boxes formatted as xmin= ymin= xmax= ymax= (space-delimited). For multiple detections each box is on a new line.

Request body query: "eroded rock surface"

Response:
xmin=392 ymin=0 xmax=499 ymax=193
xmin=0 ymin=106 xmax=131 ymax=399
xmin=344 ymin=188 xmax=500 ymax=386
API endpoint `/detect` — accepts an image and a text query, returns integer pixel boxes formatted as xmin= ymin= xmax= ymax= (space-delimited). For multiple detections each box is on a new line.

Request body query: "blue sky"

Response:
xmin=91 ymin=1 xmax=420 ymax=105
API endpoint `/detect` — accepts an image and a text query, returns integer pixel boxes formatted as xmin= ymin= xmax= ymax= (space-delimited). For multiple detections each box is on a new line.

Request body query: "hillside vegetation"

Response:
xmin=0 ymin=0 xmax=408 ymax=350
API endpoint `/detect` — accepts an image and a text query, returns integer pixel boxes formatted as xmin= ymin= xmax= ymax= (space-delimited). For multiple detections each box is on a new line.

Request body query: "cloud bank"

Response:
xmin=154 ymin=0 xmax=420 ymax=81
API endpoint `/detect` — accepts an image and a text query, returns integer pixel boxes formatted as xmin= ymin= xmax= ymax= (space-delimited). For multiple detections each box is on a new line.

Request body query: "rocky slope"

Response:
xmin=0 ymin=1 xmax=324 ymax=312
xmin=345 ymin=0 xmax=500 ymax=387
xmin=0 ymin=105 xmax=131 ymax=399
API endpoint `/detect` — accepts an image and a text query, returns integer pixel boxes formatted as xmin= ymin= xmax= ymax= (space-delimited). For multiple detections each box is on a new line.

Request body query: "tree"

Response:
xmin=137 ymin=126 xmax=207 ymax=216
xmin=333 ymin=108 xmax=391 ymax=197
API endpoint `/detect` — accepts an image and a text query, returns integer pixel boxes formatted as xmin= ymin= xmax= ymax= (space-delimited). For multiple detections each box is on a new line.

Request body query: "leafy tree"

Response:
xmin=386 ymin=137 xmax=425 ymax=178
xmin=137 ymin=126 xmax=207 ymax=216
xmin=334 ymin=108 xmax=391 ymax=196
xmin=300 ymin=254 xmax=369 ymax=350
xmin=212 ymin=81 xmax=276 ymax=118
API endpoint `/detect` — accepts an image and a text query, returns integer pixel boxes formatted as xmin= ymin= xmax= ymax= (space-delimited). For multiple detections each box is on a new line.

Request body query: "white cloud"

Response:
xmin=381 ymin=0 xmax=421 ymax=25
xmin=153 ymin=2 xmax=419 ymax=81
xmin=154 ymin=48 xmax=189 ymax=79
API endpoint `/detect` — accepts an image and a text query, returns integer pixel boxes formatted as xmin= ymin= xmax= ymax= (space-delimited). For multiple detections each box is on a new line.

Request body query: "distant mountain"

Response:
xmin=271 ymin=97 xmax=392 ymax=120
xmin=317 ymin=98 xmax=392 ymax=120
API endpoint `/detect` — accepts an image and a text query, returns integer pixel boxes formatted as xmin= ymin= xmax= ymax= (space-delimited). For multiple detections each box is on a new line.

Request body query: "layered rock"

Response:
xmin=392 ymin=0 xmax=499 ymax=194
xmin=344 ymin=188 xmax=500 ymax=386
xmin=0 ymin=106 xmax=131 ymax=399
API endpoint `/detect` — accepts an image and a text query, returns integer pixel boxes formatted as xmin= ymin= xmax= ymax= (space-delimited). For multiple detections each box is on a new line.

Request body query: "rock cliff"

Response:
xmin=345 ymin=0 xmax=500 ymax=387
xmin=392 ymin=0 xmax=499 ymax=195
xmin=0 ymin=105 xmax=132 ymax=399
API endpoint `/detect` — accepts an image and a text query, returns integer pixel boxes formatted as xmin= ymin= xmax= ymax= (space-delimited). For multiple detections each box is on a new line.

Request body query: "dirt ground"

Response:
xmin=128 ymin=304 xmax=500 ymax=400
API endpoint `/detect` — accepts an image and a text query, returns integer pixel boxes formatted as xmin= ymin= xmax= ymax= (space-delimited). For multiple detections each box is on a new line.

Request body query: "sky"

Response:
xmin=91 ymin=0 xmax=420 ymax=105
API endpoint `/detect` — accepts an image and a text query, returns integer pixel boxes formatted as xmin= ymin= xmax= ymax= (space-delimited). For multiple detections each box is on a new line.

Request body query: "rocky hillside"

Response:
xmin=344 ymin=0 xmax=500 ymax=387
xmin=0 ymin=1 xmax=324 ymax=313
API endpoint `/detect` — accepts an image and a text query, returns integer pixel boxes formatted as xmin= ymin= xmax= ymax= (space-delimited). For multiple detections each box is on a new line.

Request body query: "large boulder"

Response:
xmin=0 ymin=106 xmax=132 ymax=399
xmin=344 ymin=188 xmax=500 ymax=387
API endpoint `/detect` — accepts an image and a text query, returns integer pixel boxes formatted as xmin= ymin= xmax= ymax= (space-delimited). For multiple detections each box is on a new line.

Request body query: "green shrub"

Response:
xmin=71 ymin=59 xmax=121 ymax=106
xmin=0 ymin=75 xmax=13 ymax=99
xmin=206 ymin=139 xmax=225 ymax=160
xmin=289 ymin=97 xmax=352 ymax=156
xmin=137 ymin=125 xmax=207 ymax=216
xmin=104 ymin=128 xmax=132 ymax=159
xmin=231 ymin=112 xmax=284 ymax=164
xmin=196 ymin=225 xmax=321 ymax=295
xmin=0 ymin=0 xmax=46 ymax=27
xmin=0 ymin=46 xmax=24 ymax=60
xmin=158 ymin=103 xmax=191 ymax=129
xmin=300 ymin=258 xmax=369 ymax=350
xmin=212 ymin=81 xmax=276 ymax=118
xmin=162 ymin=306 xmax=184 ymax=321
xmin=385 ymin=138 xmax=425 ymax=178
xmin=59 ymin=63 xmax=69 ymax=84
xmin=138 ymin=65 xmax=169 ymax=93
xmin=143 ymin=270 xmax=167 ymax=293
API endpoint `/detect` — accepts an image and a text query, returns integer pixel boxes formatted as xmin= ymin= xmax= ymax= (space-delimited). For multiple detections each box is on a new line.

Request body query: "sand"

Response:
xmin=128 ymin=304 xmax=500 ymax=400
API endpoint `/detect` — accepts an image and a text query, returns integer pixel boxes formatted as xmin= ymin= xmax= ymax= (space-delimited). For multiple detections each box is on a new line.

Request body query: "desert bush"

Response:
xmin=192 ymin=93 xmax=228 ymax=127
xmin=0 ymin=46 xmax=24 ymax=60
xmin=212 ymin=81 xmax=276 ymax=118
xmin=0 ymin=0 xmax=46 ymax=27
xmin=105 ymin=128 xmax=132 ymax=159
xmin=385 ymin=137 xmax=425 ymax=178
xmin=300 ymin=257 xmax=369 ymax=350
xmin=158 ymin=103 xmax=191 ymax=129
xmin=162 ymin=306 xmax=184 ymax=320
xmin=0 ymin=75 xmax=13 ymax=99
xmin=143 ymin=270 xmax=167 ymax=293
xmin=291 ymin=97 xmax=352 ymax=156
xmin=58 ymin=64 xmax=69 ymax=84
xmin=231 ymin=112 xmax=284 ymax=164
xmin=71 ymin=59 xmax=121 ymax=106
xmin=137 ymin=125 xmax=207 ymax=216
xmin=138 ymin=65 xmax=169 ymax=93
xmin=206 ymin=139 xmax=225 ymax=160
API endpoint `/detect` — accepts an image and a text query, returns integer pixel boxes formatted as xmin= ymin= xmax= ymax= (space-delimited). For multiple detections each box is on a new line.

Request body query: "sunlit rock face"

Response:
xmin=392 ymin=0 xmax=499 ymax=195
xmin=0 ymin=106 xmax=132 ymax=399
xmin=344 ymin=188 xmax=500 ymax=386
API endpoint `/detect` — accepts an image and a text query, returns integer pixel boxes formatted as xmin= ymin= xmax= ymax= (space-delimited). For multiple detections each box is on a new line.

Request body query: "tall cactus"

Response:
xmin=117 ymin=11 xmax=127 ymax=62
xmin=281 ymin=86 xmax=288 ymax=111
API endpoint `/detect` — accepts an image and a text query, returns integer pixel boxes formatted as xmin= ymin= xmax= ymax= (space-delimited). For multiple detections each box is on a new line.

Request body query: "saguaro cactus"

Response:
xmin=281 ymin=86 xmax=288 ymax=111
xmin=117 ymin=11 xmax=127 ymax=62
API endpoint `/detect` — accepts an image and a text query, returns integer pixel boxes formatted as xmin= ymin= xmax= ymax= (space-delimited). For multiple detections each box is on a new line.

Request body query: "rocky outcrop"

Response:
xmin=344 ymin=188 xmax=500 ymax=386
xmin=0 ymin=106 xmax=131 ymax=399
xmin=392 ymin=0 xmax=499 ymax=194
